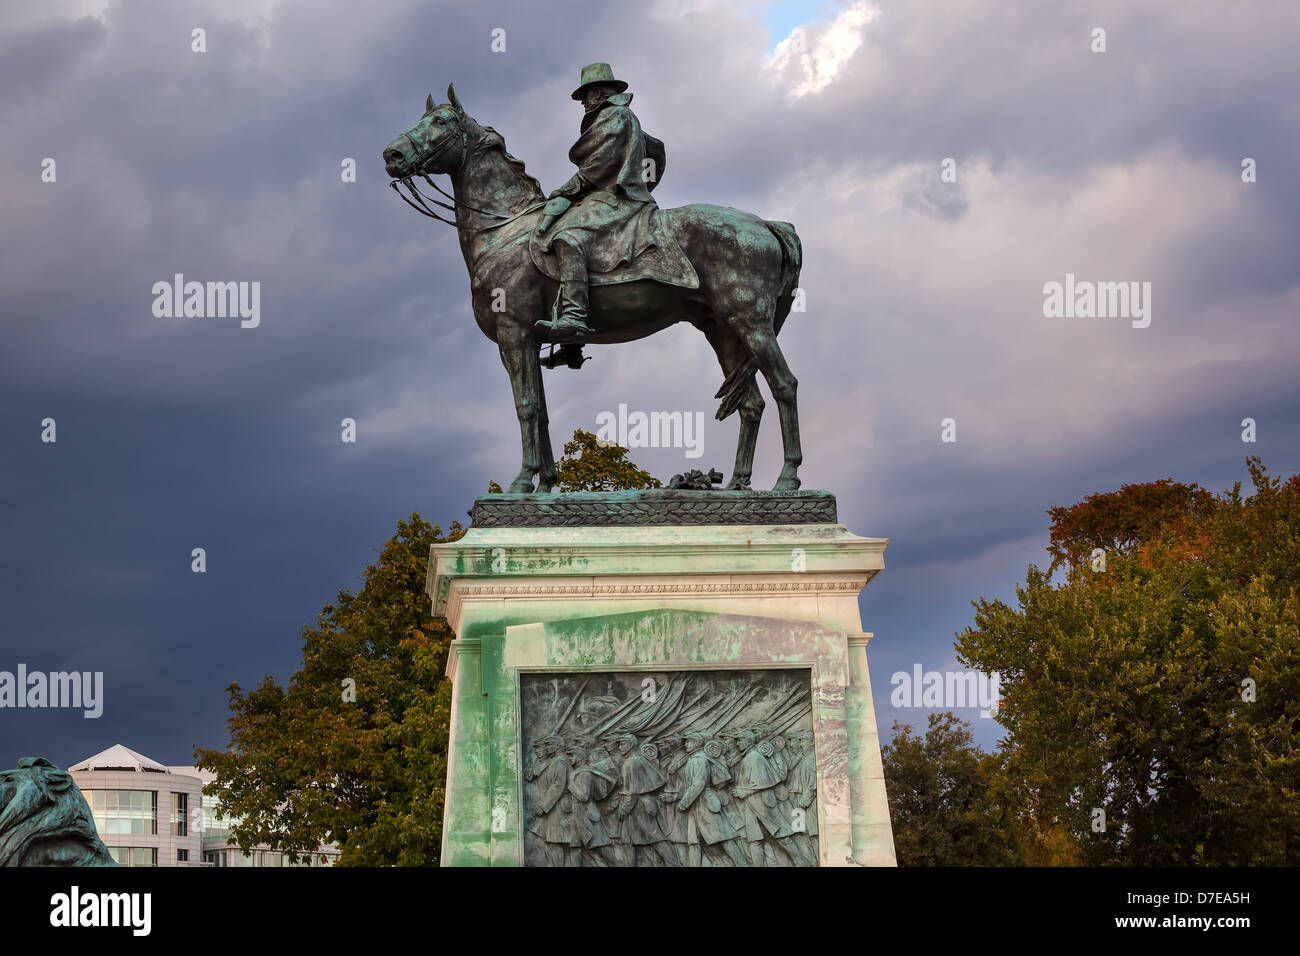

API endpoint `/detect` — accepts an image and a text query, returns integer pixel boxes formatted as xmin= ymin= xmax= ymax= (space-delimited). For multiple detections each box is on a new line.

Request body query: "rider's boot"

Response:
xmin=537 ymin=241 xmax=594 ymax=337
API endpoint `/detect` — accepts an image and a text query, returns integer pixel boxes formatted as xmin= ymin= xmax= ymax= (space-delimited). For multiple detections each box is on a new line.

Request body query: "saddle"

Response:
xmin=529 ymin=202 xmax=699 ymax=289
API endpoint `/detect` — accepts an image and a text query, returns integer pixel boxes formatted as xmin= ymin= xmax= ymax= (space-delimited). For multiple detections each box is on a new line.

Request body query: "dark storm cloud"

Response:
xmin=1 ymin=0 xmax=1297 ymax=763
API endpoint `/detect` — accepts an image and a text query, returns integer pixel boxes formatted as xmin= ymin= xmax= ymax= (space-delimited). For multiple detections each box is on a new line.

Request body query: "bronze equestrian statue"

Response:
xmin=383 ymin=65 xmax=804 ymax=493
xmin=0 ymin=758 xmax=117 ymax=866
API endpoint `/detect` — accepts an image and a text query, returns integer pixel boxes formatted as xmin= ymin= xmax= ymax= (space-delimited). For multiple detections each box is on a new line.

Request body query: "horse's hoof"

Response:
xmin=772 ymin=477 xmax=801 ymax=491
xmin=508 ymin=479 xmax=535 ymax=493
xmin=726 ymin=475 xmax=752 ymax=491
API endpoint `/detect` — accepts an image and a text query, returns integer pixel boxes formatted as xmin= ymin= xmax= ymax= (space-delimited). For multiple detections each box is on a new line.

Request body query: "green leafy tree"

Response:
xmin=195 ymin=513 xmax=459 ymax=865
xmin=196 ymin=432 xmax=656 ymax=864
xmin=958 ymin=458 xmax=1300 ymax=865
xmin=882 ymin=712 xmax=1022 ymax=865
xmin=556 ymin=428 xmax=662 ymax=491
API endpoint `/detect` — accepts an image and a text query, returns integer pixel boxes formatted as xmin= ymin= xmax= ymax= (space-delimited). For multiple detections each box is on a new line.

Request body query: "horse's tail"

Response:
xmin=715 ymin=220 xmax=803 ymax=421
xmin=767 ymin=220 xmax=803 ymax=336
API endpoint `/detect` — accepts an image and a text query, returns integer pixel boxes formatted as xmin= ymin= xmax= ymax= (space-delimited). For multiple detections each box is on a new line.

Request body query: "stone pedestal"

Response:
xmin=427 ymin=491 xmax=895 ymax=866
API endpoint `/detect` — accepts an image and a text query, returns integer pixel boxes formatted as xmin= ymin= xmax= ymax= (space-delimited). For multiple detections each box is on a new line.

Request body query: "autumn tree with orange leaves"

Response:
xmin=957 ymin=458 xmax=1300 ymax=865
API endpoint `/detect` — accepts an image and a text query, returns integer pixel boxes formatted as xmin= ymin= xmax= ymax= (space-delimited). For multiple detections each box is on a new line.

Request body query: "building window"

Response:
xmin=176 ymin=849 xmax=188 ymax=862
xmin=86 ymin=790 xmax=157 ymax=835
xmin=108 ymin=847 xmax=157 ymax=867
xmin=201 ymin=801 xmax=232 ymax=842
xmin=171 ymin=792 xmax=187 ymax=836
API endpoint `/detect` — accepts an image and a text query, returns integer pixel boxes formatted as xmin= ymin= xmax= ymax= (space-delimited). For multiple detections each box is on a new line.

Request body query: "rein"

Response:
xmin=389 ymin=123 xmax=544 ymax=232
xmin=389 ymin=176 xmax=544 ymax=232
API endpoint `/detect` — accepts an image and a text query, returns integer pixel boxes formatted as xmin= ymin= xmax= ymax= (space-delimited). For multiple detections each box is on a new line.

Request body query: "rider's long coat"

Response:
xmin=542 ymin=93 xmax=665 ymax=276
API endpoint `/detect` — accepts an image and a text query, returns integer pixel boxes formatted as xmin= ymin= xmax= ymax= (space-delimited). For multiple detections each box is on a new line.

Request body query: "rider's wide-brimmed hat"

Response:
xmin=571 ymin=62 xmax=629 ymax=99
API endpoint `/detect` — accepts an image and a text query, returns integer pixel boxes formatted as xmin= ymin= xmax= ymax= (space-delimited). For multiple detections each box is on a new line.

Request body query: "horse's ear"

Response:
xmin=426 ymin=93 xmax=434 ymax=113
xmin=447 ymin=83 xmax=464 ymax=116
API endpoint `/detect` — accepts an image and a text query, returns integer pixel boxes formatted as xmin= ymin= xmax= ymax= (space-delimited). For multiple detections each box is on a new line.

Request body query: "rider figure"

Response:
xmin=535 ymin=63 xmax=665 ymax=337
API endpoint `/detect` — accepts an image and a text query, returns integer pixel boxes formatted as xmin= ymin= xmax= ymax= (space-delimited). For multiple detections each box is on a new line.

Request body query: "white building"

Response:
xmin=69 ymin=743 xmax=338 ymax=867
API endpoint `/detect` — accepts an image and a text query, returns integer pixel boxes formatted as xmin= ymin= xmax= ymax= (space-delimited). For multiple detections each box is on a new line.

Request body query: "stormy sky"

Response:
xmin=2 ymin=0 xmax=1297 ymax=768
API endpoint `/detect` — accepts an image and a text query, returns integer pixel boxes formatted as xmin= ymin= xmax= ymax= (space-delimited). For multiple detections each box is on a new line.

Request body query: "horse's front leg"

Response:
xmin=498 ymin=328 xmax=545 ymax=493
xmin=535 ymin=362 xmax=558 ymax=492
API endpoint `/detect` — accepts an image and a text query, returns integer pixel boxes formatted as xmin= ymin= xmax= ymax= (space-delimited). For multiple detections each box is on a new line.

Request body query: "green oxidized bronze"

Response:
xmin=383 ymin=65 xmax=805 ymax=494
xmin=0 ymin=758 xmax=118 ymax=866
xmin=520 ymin=670 xmax=818 ymax=867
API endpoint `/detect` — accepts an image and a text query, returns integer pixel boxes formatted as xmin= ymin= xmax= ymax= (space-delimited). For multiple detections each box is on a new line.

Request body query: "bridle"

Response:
xmin=388 ymin=117 xmax=544 ymax=232
xmin=387 ymin=110 xmax=571 ymax=369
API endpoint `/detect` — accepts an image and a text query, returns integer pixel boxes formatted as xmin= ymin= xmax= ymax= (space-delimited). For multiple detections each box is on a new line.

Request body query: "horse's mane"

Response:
xmin=475 ymin=124 xmax=543 ymax=200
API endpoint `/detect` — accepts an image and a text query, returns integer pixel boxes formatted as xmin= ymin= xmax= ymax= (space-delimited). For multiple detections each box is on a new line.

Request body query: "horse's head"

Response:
xmin=383 ymin=84 xmax=474 ymax=180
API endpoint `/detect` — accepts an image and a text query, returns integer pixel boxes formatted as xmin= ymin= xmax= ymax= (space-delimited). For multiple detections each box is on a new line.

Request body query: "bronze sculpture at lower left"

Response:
xmin=0 ymin=757 xmax=118 ymax=866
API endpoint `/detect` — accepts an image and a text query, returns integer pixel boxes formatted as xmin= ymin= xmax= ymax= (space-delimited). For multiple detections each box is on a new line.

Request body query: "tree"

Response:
xmin=1046 ymin=478 xmax=1216 ymax=573
xmin=958 ymin=458 xmax=1300 ymax=865
xmin=882 ymin=712 xmax=1021 ymax=865
xmin=194 ymin=513 xmax=458 ymax=865
xmin=195 ymin=431 xmax=657 ymax=864
xmin=556 ymin=428 xmax=662 ymax=491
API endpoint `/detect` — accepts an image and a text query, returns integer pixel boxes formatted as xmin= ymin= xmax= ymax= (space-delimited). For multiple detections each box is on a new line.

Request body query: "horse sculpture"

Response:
xmin=383 ymin=85 xmax=804 ymax=493
xmin=0 ymin=758 xmax=117 ymax=866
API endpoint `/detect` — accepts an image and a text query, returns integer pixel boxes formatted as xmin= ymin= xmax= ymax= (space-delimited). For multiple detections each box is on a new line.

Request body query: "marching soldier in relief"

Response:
xmin=787 ymin=730 xmax=820 ymax=850
xmin=669 ymin=732 xmax=751 ymax=867
xmin=564 ymin=742 xmax=620 ymax=866
xmin=614 ymin=735 xmax=681 ymax=866
xmin=532 ymin=735 xmax=575 ymax=867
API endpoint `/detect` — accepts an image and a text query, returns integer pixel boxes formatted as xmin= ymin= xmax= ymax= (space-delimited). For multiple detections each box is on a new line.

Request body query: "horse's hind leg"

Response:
xmin=730 ymin=379 xmax=765 ymax=490
xmin=498 ymin=329 xmax=545 ymax=493
xmin=699 ymin=321 xmax=764 ymax=490
xmin=733 ymin=313 xmax=802 ymax=491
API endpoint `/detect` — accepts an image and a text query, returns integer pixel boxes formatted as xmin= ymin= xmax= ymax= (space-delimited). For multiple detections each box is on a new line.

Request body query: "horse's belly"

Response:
xmin=582 ymin=282 xmax=691 ymax=344
xmin=583 ymin=316 xmax=679 ymax=345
